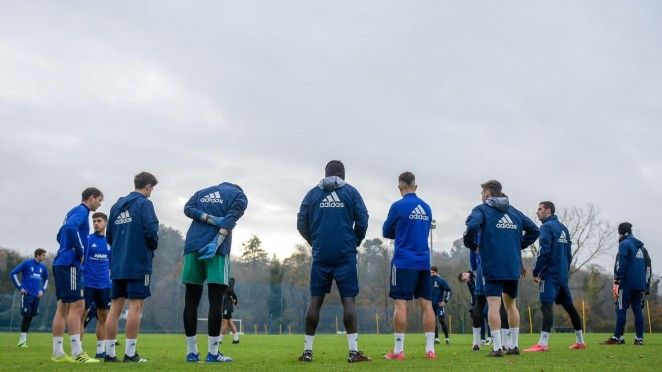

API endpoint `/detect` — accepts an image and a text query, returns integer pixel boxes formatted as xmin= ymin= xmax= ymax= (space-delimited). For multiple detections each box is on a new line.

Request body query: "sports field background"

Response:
xmin=1 ymin=332 xmax=659 ymax=371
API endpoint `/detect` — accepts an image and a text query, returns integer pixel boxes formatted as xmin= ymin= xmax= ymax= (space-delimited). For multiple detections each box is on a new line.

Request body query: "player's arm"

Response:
xmin=566 ymin=229 xmax=573 ymax=272
xmin=41 ymin=268 xmax=49 ymax=296
xmin=217 ymin=189 xmax=248 ymax=234
xmin=463 ymin=208 xmax=484 ymax=251
xmin=352 ymin=190 xmax=369 ymax=247
xmin=183 ymin=192 xmax=207 ymax=222
xmin=643 ymin=247 xmax=652 ymax=293
xmin=106 ymin=207 xmax=115 ymax=246
xmin=296 ymin=192 xmax=312 ymax=246
xmin=532 ymin=224 xmax=553 ymax=279
xmin=64 ymin=208 xmax=87 ymax=259
xmin=141 ymin=200 xmax=160 ymax=251
xmin=469 ymin=250 xmax=478 ymax=272
xmin=9 ymin=262 xmax=25 ymax=292
xmin=443 ymin=281 xmax=452 ymax=303
xmin=382 ymin=204 xmax=397 ymax=240
xmin=520 ymin=214 xmax=540 ymax=249
xmin=614 ymin=241 xmax=629 ymax=285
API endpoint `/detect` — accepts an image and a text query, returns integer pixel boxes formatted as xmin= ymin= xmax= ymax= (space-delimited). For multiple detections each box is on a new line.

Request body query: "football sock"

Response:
xmin=539 ymin=331 xmax=550 ymax=346
xmin=394 ymin=333 xmax=405 ymax=353
xmin=575 ymin=330 xmax=585 ymax=344
xmin=19 ymin=332 xmax=27 ymax=343
xmin=424 ymin=332 xmax=435 ymax=353
xmin=492 ymin=330 xmax=502 ymax=351
xmin=106 ymin=340 xmax=116 ymax=357
xmin=53 ymin=336 xmax=64 ymax=355
xmin=96 ymin=340 xmax=105 ymax=354
xmin=126 ymin=338 xmax=137 ymax=357
xmin=347 ymin=333 xmax=358 ymax=352
xmin=208 ymin=336 xmax=219 ymax=355
xmin=70 ymin=334 xmax=82 ymax=356
xmin=186 ymin=335 xmax=198 ymax=354
xmin=304 ymin=334 xmax=314 ymax=351
xmin=511 ymin=328 xmax=519 ymax=348
xmin=501 ymin=329 xmax=510 ymax=349
xmin=233 ymin=332 xmax=239 ymax=341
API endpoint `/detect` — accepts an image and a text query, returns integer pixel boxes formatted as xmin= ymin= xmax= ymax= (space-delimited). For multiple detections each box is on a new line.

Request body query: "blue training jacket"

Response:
xmin=614 ymin=234 xmax=647 ymax=290
xmin=297 ymin=176 xmax=368 ymax=265
xmin=532 ymin=215 xmax=572 ymax=283
xmin=383 ymin=193 xmax=432 ymax=270
xmin=183 ymin=182 xmax=248 ymax=256
xmin=10 ymin=259 xmax=48 ymax=296
xmin=107 ymin=191 xmax=159 ymax=280
xmin=54 ymin=203 xmax=91 ymax=268
xmin=83 ymin=233 xmax=111 ymax=289
xmin=464 ymin=196 xmax=540 ymax=281
xmin=431 ymin=275 xmax=452 ymax=305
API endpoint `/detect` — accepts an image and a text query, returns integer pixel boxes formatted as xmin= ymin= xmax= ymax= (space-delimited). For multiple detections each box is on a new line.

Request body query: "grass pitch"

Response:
xmin=0 ymin=332 xmax=659 ymax=371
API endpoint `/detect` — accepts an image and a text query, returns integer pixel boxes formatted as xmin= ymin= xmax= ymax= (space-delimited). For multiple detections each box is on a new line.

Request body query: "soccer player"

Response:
xmin=601 ymin=222 xmax=651 ymax=346
xmin=220 ymin=277 xmax=240 ymax=344
xmin=104 ymin=172 xmax=159 ymax=362
xmin=182 ymin=182 xmax=247 ymax=363
xmin=524 ymin=201 xmax=585 ymax=352
xmin=10 ymin=248 xmax=48 ymax=347
xmin=82 ymin=212 xmax=112 ymax=358
xmin=296 ymin=160 xmax=371 ymax=363
xmin=383 ymin=171 xmax=436 ymax=360
xmin=51 ymin=187 xmax=103 ymax=363
xmin=463 ymin=180 xmax=539 ymax=357
xmin=430 ymin=266 xmax=452 ymax=344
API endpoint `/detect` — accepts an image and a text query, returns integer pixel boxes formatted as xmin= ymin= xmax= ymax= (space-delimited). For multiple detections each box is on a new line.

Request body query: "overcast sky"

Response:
xmin=1 ymin=1 xmax=660 ymax=272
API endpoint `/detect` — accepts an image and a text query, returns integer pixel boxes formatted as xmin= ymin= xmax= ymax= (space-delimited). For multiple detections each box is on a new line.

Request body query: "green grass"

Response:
xmin=1 ymin=332 xmax=660 ymax=371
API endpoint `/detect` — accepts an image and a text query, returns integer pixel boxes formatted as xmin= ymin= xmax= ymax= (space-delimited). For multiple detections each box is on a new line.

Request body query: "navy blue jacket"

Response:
xmin=473 ymin=252 xmax=486 ymax=296
xmin=297 ymin=176 xmax=368 ymax=265
xmin=614 ymin=235 xmax=647 ymax=290
xmin=533 ymin=215 xmax=572 ymax=284
xmin=382 ymin=193 xmax=432 ymax=270
xmin=54 ymin=203 xmax=90 ymax=268
xmin=431 ymin=275 xmax=452 ymax=305
xmin=464 ymin=197 xmax=539 ymax=281
xmin=84 ymin=233 xmax=111 ymax=289
xmin=10 ymin=259 xmax=48 ymax=296
xmin=184 ymin=183 xmax=248 ymax=256
xmin=107 ymin=191 xmax=159 ymax=280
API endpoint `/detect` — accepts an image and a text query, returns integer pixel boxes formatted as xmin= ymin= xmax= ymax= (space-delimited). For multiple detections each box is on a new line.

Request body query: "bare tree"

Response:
xmin=559 ymin=203 xmax=615 ymax=276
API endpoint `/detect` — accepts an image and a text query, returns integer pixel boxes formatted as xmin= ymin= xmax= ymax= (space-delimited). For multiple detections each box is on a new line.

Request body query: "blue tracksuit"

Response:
xmin=533 ymin=215 xmax=572 ymax=284
xmin=10 ymin=259 xmax=48 ymax=296
xmin=613 ymin=234 xmax=648 ymax=339
xmin=83 ymin=233 xmax=111 ymax=289
xmin=54 ymin=203 xmax=91 ymax=268
xmin=382 ymin=193 xmax=432 ymax=270
xmin=464 ymin=197 xmax=540 ymax=281
xmin=107 ymin=191 xmax=159 ymax=280
xmin=431 ymin=275 xmax=452 ymax=305
xmin=473 ymin=252 xmax=485 ymax=296
xmin=183 ymin=182 xmax=248 ymax=256
xmin=297 ymin=176 xmax=368 ymax=265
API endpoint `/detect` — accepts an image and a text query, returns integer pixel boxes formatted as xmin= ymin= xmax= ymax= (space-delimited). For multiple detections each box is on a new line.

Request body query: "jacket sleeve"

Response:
xmin=64 ymin=208 xmax=87 ymax=258
xmin=183 ymin=193 xmax=206 ymax=222
xmin=296 ymin=192 xmax=312 ymax=245
xmin=442 ymin=280 xmax=452 ymax=302
xmin=219 ymin=190 xmax=248 ymax=231
xmin=470 ymin=251 xmax=478 ymax=271
xmin=520 ymin=214 xmax=540 ymax=249
xmin=142 ymin=201 xmax=160 ymax=251
xmin=352 ymin=190 xmax=369 ymax=247
xmin=464 ymin=207 xmax=484 ymax=251
xmin=533 ymin=224 xmax=553 ymax=278
xmin=566 ymin=228 xmax=573 ymax=272
xmin=382 ymin=204 xmax=397 ymax=240
xmin=643 ymin=247 xmax=652 ymax=290
xmin=614 ymin=241 xmax=629 ymax=285
xmin=42 ymin=268 xmax=49 ymax=291
xmin=106 ymin=207 xmax=115 ymax=246
xmin=9 ymin=262 xmax=25 ymax=290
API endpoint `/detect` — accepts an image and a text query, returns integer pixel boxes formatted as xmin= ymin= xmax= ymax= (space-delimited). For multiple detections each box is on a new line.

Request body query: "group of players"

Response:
xmin=8 ymin=161 xmax=653 ymax=363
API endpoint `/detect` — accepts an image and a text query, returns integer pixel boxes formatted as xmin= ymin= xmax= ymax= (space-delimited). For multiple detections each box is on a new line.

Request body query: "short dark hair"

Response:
xmin=399 ymin=171 xmax=415 ymax=187
xmin=134 ymin=171 xmax=158 ymax=189
xmin=92 ymin=212 xmax=108 ymax=221
xmin=618 ymin=222 xmax=633 ymax=235
xmin=539 ymin=201 xmax=555 ymax=215
xmin=81 ymin=187 xmax=103 ymax=201
xmin=34 ymin=248 xmax=46 ymax=257
xmin=430 ymin=265 xmax=438 ymax=272
xmin=481 ymin=180 xmax=503 ymax=197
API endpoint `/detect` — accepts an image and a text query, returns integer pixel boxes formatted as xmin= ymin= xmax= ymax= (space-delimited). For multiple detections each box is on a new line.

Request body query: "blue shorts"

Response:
xmin=310 ymin=262 xmax=358 ymax=298
xmin=484 ymin=279 xmax=518 ymax=298
xmin=111 ymin=275 xmax=151 ymax=300
xmin=539 ymin=280 xmax=573 ymax=305
xmin=433 ymin=305 xmax=446 ymax=317
xmin=21 ymin=294 xmax=40 ymax=316
xmin=53 ymin=265 xmax=84 ymax=303
xmin=389 ymin=265 xmax=432 ymax=300
xmin=616 ymin=288 xmax=644 ymax=311
xmin=85 ymin=287 xmax=111 ymax=310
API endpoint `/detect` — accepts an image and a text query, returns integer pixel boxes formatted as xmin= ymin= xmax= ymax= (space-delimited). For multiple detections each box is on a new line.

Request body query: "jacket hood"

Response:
xmin=624 ymin=234 xmax=644 ymax=248
xmin=116 ymin=191 xmax=144 ymax=211
xmin=318 ymin=176 xmax=346 ymax=191
xmin=484 ymin=196 xmax=510 ymax=212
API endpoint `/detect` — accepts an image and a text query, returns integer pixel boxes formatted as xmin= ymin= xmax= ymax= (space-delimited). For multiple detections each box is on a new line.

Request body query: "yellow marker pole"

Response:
xmin=528 ymin=305 xmax=533 ymax=334
xmin=582 ymin=300 xmax=586 ymax=333
xmin=647 ymin=301 xmax=652 ymax=334
xmin=254 ymin=324 xmax=258 ymax=335
xmin=335 ymin=316 xmax=339 ymax=334
xmin=288 ymin=325 xmax=292 ymax=335
xmin=449 ymin=315 xmax=452 ymax=334
xmin=279 ymin=324 xmax=282 ymax=335
xmin=375 ymin=314 xmax=380 ymax=334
